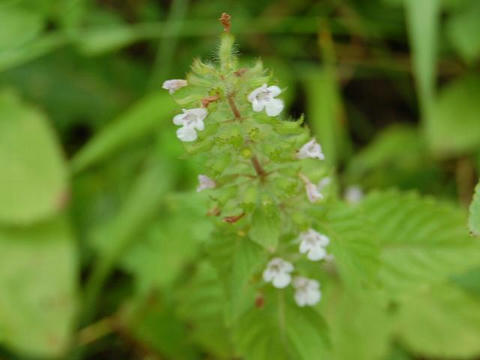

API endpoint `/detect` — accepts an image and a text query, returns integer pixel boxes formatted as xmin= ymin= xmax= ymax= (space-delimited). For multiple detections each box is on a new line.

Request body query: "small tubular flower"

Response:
xmin=173 ymin=108 xmax=208 ymax=142
xmin=298 ymin=229 xmax=330 ymax=261
xmin=300 ymin=175 xmax=331 ymax=203
xmin=263 ymin=257 xmax=294 ymax=288
xmin=162 ymin=79 xmax=188 ymax=94
xmin=293 ymin=277 xmax=322 ymax=307
xmin=197 ymin=174 xmax=216 ymax=192
xmin=297 ymin=139 xmax=325 ymax=160
xmin=247 ymin=84 xmax=284 ymax=116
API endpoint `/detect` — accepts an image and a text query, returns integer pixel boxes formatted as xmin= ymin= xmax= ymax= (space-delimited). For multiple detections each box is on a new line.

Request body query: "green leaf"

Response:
xmin=360 ymin=190 xmax=480 ymax=296
xmin=122 ymin=296 xmax=198 ymax=360
xmin=404 ymin=0 xmax=439 ymax=120
xmin=208 ymin=233 xmax=266 ymax=322
xmin=176 ymin=262 xmax=234 ymax=358
xmin=395 ymin=284 xmax=480 ymax=358
xmin=121 ymin=193 xmax=213 ymax=294
xmin=0 ymin=90 xmax=68 ymax=225
xmin=452 ymin=266 xmax=480 ymax=297
xmin=248 ymin=202 xmax=281 ymax=251
xmin=235 ymin=291 xmax=329 ymax=360
xmin=428 ymin=75 xmax=480 ymax=155
xmin=71 ymin=92 xmax=177 ymax=173
xmin=324 ymin=203 xmax=380 ymax=289
xmin=469 ymin=181 xmax=480 ymax=236
xmin=447 ymin=0 xmax=480 ymax=63
xmin=0 ymin=217 xmax=77 ymax=357
xmin=324 ymin=284 xmax=391 ymax=360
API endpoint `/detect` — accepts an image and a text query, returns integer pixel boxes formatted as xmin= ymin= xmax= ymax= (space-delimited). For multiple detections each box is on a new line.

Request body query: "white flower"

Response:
xmin=162 ymin=79 xmax=188 ymax=94
xmin=297 ymin=139 xmax=325 ymax=160
xmin=247 ymin=84 xmax=284 ymax=116
xmin=300 ymin=174 xmax=330 ymax=203
xmin=293 ymin=277 xmax=322 ymax=307
xmin=263 ymin=257 xmax=294 ymax=288
xmin=197 ymin=174 xmax=216 ymax=192
xmin=344 ymin=186 xmax=364 ymax=204
xmin=298 ymin=229 xmax=330 ymax=261
xmin=173 ymin=108 xmax=207 ymax=142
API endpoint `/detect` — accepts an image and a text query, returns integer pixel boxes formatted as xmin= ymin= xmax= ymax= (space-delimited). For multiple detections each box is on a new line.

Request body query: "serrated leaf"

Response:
xmin=121 ymin=193 xmax=213 ymax=294
xmin=0 ymin=90 xmax=68 ymax=225
xmin=323 ymin=284 xmax=391 ymax=360
xmin=428 ymin=75 xmax=480 ymax=155
xmin=451 ymin=266 xmax=480 ymax=297
xmin=176 ymin=262 xmax=233 ymax=358
xmin=324 ymin=203 xmax=380 ymax=289
xmin=122 ymin=296 xmax=198 ymax=360
xmin=0 ymin=217 xmax=77 ymax=357
xmin=395 ymin=284 xmax=480 ymax=358
xmin=469 ymin=181 xmax=480 ymax=236
xmin=360 ymin=190 xmax=480 ymax=296
xmin=235 ymin=291 xmax=329 ymax=360
xmin=248 ymin=203 xmax=281 ymax=251
xmin=208 ymin=233 xmax=266 ymax=322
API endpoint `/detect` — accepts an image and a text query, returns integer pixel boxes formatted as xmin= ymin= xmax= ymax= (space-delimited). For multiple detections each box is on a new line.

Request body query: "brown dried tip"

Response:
xmin=219 ymin=12 xmax=231 ymax=32
xmin=223 ymin=212 xmax=245 ymax=224
xmin=201 ymin=95 xmax=220 ymax=108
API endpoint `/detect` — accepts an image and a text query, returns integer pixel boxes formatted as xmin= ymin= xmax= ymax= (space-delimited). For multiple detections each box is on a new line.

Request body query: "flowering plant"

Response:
xmin=164 ymin=13 xmax=337 ymax=311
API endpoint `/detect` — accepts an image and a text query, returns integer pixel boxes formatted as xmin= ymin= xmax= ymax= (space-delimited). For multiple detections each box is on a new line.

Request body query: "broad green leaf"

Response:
xmin=447 ymin=0 xmax=480 ymax=63
xmin=176 ymin=262 xmax=233 ymax=358
xmin=122 ymin=296 xmax=198 ymax=360
xmin=235 ymin=291 xmax=329 ymax=360
xmin=469 ymin=181 xmax=480 ymax=236
xmin=303 ymin=68 xmax=348 ymax=165
xmin=248 ymin=202 xmax=281 ymax=250
xmin=395 ymin=284 xmax=480 ymax=358
xmin=0 ymin=91 xmax=68 ymax=224
xmin=121 ymin=193 xmax=213 ymax=294
xmin=208 ymin=233 xmax=266 ymax=322
xmin=404 ymin=0 xmax=439 ymax=121
xmin=324 ymin=203 xmax=380 ymax=289
xmin=429 ymin=75 xmax=480 ymax=155
xmin=71 ymin=92 xmax=177 ymax=173
xmin=360 ymin=190 xmax=480 ymax=296
xmin=0 ymin=217 xmax=77 ymax=357
xmin=324 ymin=284 xmax=391 ymax=360
xmin=346 ymin=125 xmax=445 ymax=193
xmin=452 ymin=266 xmax=480 ymax=297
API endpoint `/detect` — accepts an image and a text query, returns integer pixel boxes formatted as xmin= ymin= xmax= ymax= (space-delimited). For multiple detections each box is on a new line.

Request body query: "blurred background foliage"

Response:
xmin=1 ymin=0 xmax=480 ymax=359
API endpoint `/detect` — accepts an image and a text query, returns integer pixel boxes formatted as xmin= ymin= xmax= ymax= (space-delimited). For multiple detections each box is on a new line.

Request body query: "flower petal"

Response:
xmin=267 ymin=85 xmax=281 ymax=97
xmin=272 ymin=272 xmax=291 ymax=288
xmin=176 ymin=126 xmax=197 ymax=142
xmin=265 ymin=98 xmax=284 ymax=116
xmin=173 ymin=112 xmax=186 ymax=126
xmin=307 ymin=246 xmax=327 ymax=261
xmin=252 ymin=99 xmax=264 ymax=112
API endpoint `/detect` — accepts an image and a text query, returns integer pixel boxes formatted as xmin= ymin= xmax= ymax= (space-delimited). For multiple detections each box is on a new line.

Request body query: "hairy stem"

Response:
xmin=227 ymin=93 xmax=242 ymax=119
xmin=226 ymin=93 xmax=267 ymax=178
